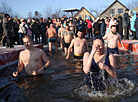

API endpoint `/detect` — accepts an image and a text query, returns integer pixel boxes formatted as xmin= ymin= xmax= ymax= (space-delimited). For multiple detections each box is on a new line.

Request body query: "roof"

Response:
xmin=62 ymin=8 xmax=80 ymax=12
xmin=100 ymin=0 xmax=127 ymax=16
xmin=133 ymin=7 xmax=138 ymax=11
xmin=73 ymin=7 xmax=95 ymax=18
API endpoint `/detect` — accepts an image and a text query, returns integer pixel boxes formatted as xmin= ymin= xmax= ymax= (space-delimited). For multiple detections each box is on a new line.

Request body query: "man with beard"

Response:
xmin=66 ymin=30 xmax=89 ymax=59
xmin=62 ymin=24 xmax=75 ymax=55
xmin=103 ymin=25 xmax=125 ymax=55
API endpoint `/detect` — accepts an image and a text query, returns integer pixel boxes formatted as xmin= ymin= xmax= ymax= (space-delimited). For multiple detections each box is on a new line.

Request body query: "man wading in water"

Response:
xmin=13 ymin=35 xmax=51 ymax=77
xmin=66 ymin=30 xmax=89 ymax=60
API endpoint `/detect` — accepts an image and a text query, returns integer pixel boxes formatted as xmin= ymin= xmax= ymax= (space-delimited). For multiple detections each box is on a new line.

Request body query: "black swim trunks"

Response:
xmin=48 ymin=38 xmax=56 ymax=43
xmin=107 ymin=47 xmax=119 ymax=54
xmin=64 ymin=43 xmax=71 ymax=48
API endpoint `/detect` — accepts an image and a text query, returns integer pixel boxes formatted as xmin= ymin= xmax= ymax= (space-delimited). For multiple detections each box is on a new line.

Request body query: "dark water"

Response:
xmin=0 ymin=51 xmax=138 ymax=102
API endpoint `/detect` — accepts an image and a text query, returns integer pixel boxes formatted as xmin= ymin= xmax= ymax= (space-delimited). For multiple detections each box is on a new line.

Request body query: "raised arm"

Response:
xmin=103 ymin=33 xmax=108 ymax=40
xmin=83 ymin=44 xmax=98 ymax=74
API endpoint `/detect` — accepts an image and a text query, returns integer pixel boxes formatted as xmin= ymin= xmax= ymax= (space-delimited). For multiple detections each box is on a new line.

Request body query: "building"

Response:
xmin=133 ymin=7 xmax=138 ymax=12
xmin=73 ymin=7 xmax=95 ymax=21
xmin=100 ymin=0 xmax=127 ymax=18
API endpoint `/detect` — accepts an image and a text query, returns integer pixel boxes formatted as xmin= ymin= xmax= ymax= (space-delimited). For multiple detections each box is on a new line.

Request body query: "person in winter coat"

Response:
xmin=134 ymin=12 xmax=138 ymax=39
xmin=130 ymin=11 xmax=137 ymax=39
xmin=117 ymin=16 xmax=123 ymax=39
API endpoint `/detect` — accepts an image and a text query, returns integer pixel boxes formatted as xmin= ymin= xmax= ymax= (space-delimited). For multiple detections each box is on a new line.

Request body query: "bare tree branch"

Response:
xmin=27 ymin=12 xmax=33 ymax=19
xmin=0 ymin=1 xmax=12 ymax=15
xmin=89 ymin=5 xmax=107 ymax=17
xmin=126 ymin=0 xmax=138 ymax=10
xmin=44 ymin=6 xmax=53 ymax=19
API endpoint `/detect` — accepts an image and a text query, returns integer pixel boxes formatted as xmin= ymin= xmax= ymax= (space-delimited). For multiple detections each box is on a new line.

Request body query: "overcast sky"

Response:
xmin=0 ymin=0 xmax=134 ymax=18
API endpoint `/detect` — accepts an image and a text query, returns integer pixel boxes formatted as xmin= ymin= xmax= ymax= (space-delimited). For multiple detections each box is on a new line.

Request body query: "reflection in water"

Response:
xmin=0 ymin=51 xmax=138 ymax=102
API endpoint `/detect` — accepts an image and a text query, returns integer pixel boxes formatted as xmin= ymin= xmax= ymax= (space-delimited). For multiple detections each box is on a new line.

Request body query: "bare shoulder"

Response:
xmin=35 ymin=48 xmax=44 ymax=53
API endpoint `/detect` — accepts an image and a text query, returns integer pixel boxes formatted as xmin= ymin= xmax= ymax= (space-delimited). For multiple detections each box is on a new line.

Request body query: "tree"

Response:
xmin=27 ymin=12 xmax=33 ymax=19
xmin=0 ymin=1 xmax=12 ymax=15
xmin=126 ymin=0 xmax=138 ymax=10
xmin=89 ymin=5 xmax=107 ymax=17
xmin=44 ymin=6 xmax=53 ymax=19
xmin=44 ymin=6 xmax=69 ymax=19
xmin=37 ymin=12 xmax=42 ymax=19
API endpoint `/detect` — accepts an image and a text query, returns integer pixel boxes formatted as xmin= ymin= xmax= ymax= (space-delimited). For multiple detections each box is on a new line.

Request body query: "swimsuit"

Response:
xmin=74 ymin=54 xmax=84 ymax=59
xmin=86 ymin=52 xmax=110 ymax=91
xmin=48 ymin=38 xmax=56 ymax=43
xmin=64 ymin=43 xmax=71 ymax=48
xmin=107 ymin=47 xmax=119 ymax=54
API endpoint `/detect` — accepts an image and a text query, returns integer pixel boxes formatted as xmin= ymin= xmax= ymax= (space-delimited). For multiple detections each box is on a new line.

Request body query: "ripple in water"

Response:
xmin=72 ymin=77 xmax=138 ymax=102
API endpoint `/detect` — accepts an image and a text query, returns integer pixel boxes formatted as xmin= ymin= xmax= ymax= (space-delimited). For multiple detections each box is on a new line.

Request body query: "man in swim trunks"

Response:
xmin=66 ymin=30 xmax=89 ymax=59
xmin=61 ymin=24 xmax=75 ymax=54
xmin=103 ymin=25 xmax=125 ymax=55
xmin=83 ymin=36 xmax=116 ymax=90
xmin=46 ymin=24 xmax=58 ymax=52
xmin=58 ymin=23 xmax=65 ymax=49
xmin=13 ymin=35 xmax=51 ymax=77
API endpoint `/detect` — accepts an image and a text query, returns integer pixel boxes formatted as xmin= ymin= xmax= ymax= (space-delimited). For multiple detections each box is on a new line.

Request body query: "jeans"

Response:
xmin=32 ymin=32 xmax=38 ymax=44
xmin=19 ymin=33 xmax=24 ymax=45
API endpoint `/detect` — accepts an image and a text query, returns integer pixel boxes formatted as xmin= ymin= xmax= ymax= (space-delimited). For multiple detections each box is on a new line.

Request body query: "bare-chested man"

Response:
xmin=58 ymin=23 xmax=65 ymax=49
xmin=69 ymin=20 xmax=75 ymax=31
xmin=13 ymin=35 xmax=51 ymax=77
xmin=61 ymin=24 xmax=75 ymax=54
xmin=103 ymin=25 xmax=125 ymax=55
xmin=46 ymin=24 xmax=58 ymax=52
xmin=66 ymin=30 xmax=89 ymax=59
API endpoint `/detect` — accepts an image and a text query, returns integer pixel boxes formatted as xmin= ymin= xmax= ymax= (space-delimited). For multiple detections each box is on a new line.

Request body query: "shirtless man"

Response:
xmin=13 ymin=35 xmax=51 ymax=77
xmin=66 ymin=30 xmax=89 ymax=59
xmin=69 ymin=20 xmax=75 ymax=31
xmin=61 ymin=24 xmax=75 ymax=54
xmin=103 ymin=25 xmax=125 ymax=55
xmin=46 ymin=24 xmax=58 ymax=52
xmin=58 ymin=23 xmax=65 ymax=49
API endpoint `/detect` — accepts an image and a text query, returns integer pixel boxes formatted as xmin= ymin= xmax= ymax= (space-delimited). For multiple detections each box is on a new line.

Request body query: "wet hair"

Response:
xmin=93 ymin=36 xmax=104 ymax=44
xmin=66 ymin=24 xmax=69 ymax=26
xmin=110 ymin=25 xmax=117 ymax=29
xmin=78 ymin=30 xmax=83 ymax=32
xmin=22 ymin=35 xmax=33 ymax=41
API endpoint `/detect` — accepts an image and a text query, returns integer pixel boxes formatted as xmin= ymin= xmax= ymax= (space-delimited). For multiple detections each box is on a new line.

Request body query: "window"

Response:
xmin=118 ymin=9 xmax=123 ymax=14
xmin=79 ymin=15 xmax=81 ymax=18
xmin=109 ymin=9 xmax=115 ymax=16
xmin=85 ymin=14 xmax=88 ymax=19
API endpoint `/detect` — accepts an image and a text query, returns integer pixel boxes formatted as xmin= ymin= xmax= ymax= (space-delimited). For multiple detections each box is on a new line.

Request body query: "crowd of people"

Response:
xmin=1 ymin=8 xmax=138 ymax=91
xmin=0 ymin=9 xmax=138 ymax=48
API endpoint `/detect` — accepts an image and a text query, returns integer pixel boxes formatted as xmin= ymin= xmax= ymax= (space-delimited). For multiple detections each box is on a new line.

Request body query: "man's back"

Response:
xmin=47 ymin=27 xmax=56 ymax=38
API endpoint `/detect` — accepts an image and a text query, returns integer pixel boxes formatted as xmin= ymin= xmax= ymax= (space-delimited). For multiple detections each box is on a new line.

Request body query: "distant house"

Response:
xmin=73 ymin=7 xmax=95 ymax=21
xmin=133 ymin=7 xmax=138 ymax=12
xmin=100 ymin=0 xmax=127 ymax=18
